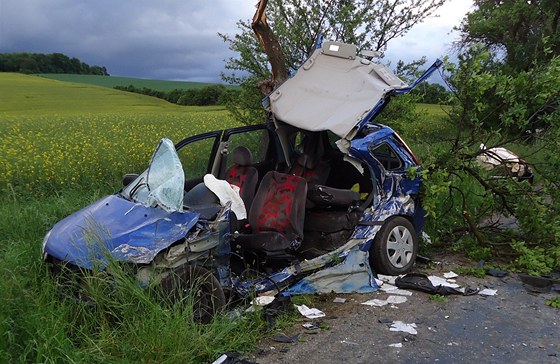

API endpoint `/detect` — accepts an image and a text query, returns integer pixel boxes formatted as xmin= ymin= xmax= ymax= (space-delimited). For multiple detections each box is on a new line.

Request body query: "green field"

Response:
xmin=0 ymin=73 xmax=240 ymax=194
xmin=36 ymin=73 xmax=227 ymax=91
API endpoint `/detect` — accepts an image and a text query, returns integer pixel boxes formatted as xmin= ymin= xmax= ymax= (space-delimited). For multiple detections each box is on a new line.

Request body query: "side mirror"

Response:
xmin=122 ymin=173 xmax=139 ymax=187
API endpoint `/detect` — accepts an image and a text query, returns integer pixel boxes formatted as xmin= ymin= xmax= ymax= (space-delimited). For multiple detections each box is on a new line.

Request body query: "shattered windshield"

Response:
xmin=121 ymin=138 xmax=185 ymax=212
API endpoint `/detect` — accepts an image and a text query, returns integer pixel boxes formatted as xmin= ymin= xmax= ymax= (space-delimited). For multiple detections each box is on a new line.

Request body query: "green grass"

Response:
xmin=36 ymin=73 xmax=230 ymax=92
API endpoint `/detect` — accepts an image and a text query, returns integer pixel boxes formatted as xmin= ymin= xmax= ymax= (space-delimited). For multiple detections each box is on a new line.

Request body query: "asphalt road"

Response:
xmin=253 ymin=258 xmax=559 ymax=364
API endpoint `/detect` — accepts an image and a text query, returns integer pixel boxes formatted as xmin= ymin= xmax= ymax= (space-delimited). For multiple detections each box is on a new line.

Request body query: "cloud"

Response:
xmin=0 ymin=0 xmax=254 ymax=82
xmin=0 ymin=0 xmax=473 ymax=83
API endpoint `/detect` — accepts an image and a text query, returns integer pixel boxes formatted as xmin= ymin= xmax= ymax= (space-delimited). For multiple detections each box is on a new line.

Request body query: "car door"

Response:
xmin=220 ymin=124 xmax=280 ymax=183
xmin=175 ymin=131 xmax=223 ymax=191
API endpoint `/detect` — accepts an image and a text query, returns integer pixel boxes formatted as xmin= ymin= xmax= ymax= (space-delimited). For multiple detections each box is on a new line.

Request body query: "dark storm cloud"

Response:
xmin=0 ymin=0 xmax=471 ymax=83
xmin=0 ymin=0 xmax=254 ymax=82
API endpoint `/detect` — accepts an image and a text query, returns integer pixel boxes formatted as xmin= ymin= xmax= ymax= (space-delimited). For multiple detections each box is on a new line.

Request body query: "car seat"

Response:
xmin=233 ymin=171 xmax=307 ymax=258
xmin=225 ymin=146 xmax=258 ymax=212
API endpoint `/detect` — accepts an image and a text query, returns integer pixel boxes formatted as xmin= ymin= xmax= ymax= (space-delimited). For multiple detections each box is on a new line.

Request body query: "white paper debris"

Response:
xmin=479 ymin=288 xmax=497 ymax=296
xmin=295 ymin=304 xmax=326 ymax=319
xmin=377 ymin=274 xmax=398 ymax=285
xmin=333 ymin=297 xmax=347 ymax=303
xmin=387 ymin=295 xmax=408 ymax=304
xmin=380 ymin=285 xmax=413 ymax=296
xmin=362 ymin=298 xmax=388 ymax=307
xmin=443 ymin=271 xmax=459 ymax=279
xmin=390 ymin=321 xmax=417 ymax=335
xmin=389 ymin=343 xmax=403 ymax=348
xmin=212 ymin=354 xmax=229 ymax=364
xmin=428 ymin=275 xmax=460 ymax=288
xmin=421 ymin=231 xmax=432 ymax=245
xmin=252 ymin=296 xmax=275 ymax=306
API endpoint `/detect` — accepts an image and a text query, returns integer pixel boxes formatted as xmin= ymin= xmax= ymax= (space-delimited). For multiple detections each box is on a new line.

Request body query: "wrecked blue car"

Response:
xmin=42 ymin=41 xmax=441 ymax=321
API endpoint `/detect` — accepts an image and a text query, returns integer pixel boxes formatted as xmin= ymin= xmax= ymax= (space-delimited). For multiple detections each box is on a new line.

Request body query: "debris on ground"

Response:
xmin=333 ymin=297 xmax=347 ymax=303
xmin=361 ymin=295 xmax=408 ymax=307
xmin=272 ymin=334 xmax=300 ymax=343
xmin=295 ymin=304 xmax=325 ymax=319
xmin=443 ymin=271 xmax=459 ymax=279
xmin=389 ymin=321 xmax=417 ymax=335
xmin=211 ymin=352 xmax=257 ymax=364
xmin=478 ymin=288 xmax=498 ymax=296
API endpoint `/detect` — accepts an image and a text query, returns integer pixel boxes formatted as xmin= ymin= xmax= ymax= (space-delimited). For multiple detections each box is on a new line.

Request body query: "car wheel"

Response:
xmin=369 ymin=216 xmax=418 ymax=275
xmin=160 ymin=265 xmax=226 ymax=324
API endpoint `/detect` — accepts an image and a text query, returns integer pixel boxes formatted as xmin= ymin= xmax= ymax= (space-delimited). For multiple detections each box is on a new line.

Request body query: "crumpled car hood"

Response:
xmin=43 ymin=195 xmax=199 ymax=269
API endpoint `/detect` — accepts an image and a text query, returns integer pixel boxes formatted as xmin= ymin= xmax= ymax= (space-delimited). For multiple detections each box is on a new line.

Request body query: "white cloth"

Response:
xmin=203 ymin=174 xmax=247 ymax=219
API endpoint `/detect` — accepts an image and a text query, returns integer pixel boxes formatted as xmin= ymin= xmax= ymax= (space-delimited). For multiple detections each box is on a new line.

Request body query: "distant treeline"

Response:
xmin=116 ymin=82 xmax=448 ymax=107
xmin=412 ymin=83 xmax=451 ymax=105
xmin=114 ymin=84 xmax=234 ymax=106
xmin=0 ymin=53 xmax=109 ymax=75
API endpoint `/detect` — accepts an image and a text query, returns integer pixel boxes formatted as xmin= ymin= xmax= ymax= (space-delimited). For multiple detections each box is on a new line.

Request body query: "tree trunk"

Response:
xmin=252 ymin=0 xmax=289 ymax=94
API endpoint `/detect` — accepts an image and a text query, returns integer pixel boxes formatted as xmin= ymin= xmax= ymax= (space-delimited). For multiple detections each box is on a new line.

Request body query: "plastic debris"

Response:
xmin=478 ymin=288 xmax=497 ymax=296
xmin=486 ymin=268 xmax=508 ymax=278
xmin=340 ymin=339 xmax=359 ymax=345
xmin=389 ymin=343 xmax=403 ymax=348
xmin=302 ymin=322 xmax=321 ymax=330
xmin=333 ymin=297 xmax=347 ymax=303
xmin=295 ymin=304 xmax=326 ymax=319
xmin=389 ymin=321 xmax=417 ymax=335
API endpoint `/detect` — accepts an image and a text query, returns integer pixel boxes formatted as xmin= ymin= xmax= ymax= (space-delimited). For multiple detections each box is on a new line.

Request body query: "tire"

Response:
xmin=160 ymin=265 xmax=226 ymax=324
xmin=369 ymin=216 xmax=418 ymax=275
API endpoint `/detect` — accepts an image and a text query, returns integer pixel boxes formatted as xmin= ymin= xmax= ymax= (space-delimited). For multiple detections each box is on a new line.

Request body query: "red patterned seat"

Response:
xmin=225 ymin=146 xmax=258 ymax=212
xmin=234 ymin=171 xmax=307 ymax=257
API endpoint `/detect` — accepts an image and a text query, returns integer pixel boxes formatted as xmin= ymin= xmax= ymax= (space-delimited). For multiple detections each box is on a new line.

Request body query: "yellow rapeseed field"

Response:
xmin=0 ymin=73 xmax=240 ymax=194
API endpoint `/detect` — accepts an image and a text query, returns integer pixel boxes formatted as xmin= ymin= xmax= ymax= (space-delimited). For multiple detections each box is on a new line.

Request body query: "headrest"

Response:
xmin=297 ymin=153 xmax=319 ymax=169
xmin=232 ymin=146 xmax=253 ymax=166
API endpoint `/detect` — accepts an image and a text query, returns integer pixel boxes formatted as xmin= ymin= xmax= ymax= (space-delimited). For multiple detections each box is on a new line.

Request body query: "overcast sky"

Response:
xmin=0 ymin=0 xmax=474 ymax=83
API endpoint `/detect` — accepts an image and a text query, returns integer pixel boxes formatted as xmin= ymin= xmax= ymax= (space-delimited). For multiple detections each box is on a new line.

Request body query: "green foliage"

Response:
xmin=415 ymin=44 xmax=560 ymax=274
xmin=429 ymin=294 xmax=448 ymax=303
xmin=0 ymin=52 xmax=108 ymax=75
xmin=545 ymin=297 xmax=560 ymax=309
xmin=458 ymin=0 xmax=560 ymax=73
xmin=511 ymin=241 xmax=557 ymax=276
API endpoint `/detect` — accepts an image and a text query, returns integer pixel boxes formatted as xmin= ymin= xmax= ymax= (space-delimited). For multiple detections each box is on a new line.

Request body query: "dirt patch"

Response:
xmin=250 ymin=254 xmax=559 ymax=363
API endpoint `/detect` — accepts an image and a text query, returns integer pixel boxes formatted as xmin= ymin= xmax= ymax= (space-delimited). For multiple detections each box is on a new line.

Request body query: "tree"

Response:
xmin=454 ymin=0 xmax=560 ymax=135
xmin=457 ymin=0 xmax=560 ymax=73
xmin=219 ymin=0 xmax=447 ymax=123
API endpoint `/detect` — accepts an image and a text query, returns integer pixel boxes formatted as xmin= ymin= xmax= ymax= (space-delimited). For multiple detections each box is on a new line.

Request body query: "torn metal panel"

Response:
xmin=284 ymin=248 xmax=379 ymax=294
